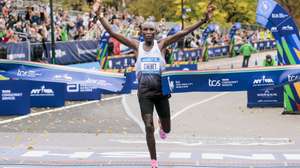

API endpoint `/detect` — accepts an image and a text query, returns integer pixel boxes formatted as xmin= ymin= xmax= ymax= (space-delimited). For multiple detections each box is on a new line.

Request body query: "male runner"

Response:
xmin=95 ymin=2 xmax=215 ymax=167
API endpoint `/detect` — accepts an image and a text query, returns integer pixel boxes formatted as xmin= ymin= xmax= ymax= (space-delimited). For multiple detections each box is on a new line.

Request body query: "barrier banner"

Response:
xmin=3 ymin=42 xmax=29 ymax=60
xmin=102 ymin=71 xmax=134 ymax=94
xmin=29 ymin=81 xmax=66 ymax=107
xmin=247 ymin=87 xmax=283 ymax=108
xmin=126 ymin=64 xmax=198 ymax=91
xmin=0 ymin=80 xmax=30 ymax=116
xmin=174 ymin=49 xmax=201 ymax=62
xmin=68 ymin=61 xmax=100 ymax=71
xmin=66 ymin=85 xmax=101 ymax=101
xmin=43 ymin=40 xmax=98 ymax=65
xmin=162 ymin=65 xmax=300 ymax=95
xmin=166 ymin=64 xmax=198 ymax=71
xmin=0 ymin=59 xmax=126 ymax=93
xmin=107 ymin=55 xmax=136 ymax=69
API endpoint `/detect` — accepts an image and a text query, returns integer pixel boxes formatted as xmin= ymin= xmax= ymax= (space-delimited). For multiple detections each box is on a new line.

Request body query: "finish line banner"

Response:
xmin=0 ymin=59 xmax=125 ymax=93
xmin=162 ymin=65 xmax=300 ymax=95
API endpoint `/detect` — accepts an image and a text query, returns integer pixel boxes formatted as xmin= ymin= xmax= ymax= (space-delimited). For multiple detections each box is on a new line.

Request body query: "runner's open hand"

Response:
xmin=204 ymin=1 xmax=216 ymax=23
xmin=93 ymin=0 xmax=102 ymax=13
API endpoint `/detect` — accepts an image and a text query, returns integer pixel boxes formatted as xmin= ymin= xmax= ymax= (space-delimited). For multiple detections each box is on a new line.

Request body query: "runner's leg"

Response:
xmin=155 ymin=96 xmax=171 ymax=133
xmin=139 ymin=97 xmax=157 ymax=160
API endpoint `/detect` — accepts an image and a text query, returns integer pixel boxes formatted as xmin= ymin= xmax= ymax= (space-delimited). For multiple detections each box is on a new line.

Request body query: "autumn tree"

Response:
xmin=277 ymin=0 xmax=300 ymax=27
xmin=127 ymin=0 xmax=178 ymax=21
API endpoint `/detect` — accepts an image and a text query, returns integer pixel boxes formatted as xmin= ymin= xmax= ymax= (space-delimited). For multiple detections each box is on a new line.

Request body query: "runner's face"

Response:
xmin=142 ymin=26 xmax=156 ymax=42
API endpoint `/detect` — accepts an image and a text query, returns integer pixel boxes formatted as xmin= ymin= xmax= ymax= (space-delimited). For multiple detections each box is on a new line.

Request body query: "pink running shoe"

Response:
xmin=159 ymin=128 xmax=167 ymax=140
xmin=151 ymin=159 xmax=158 ymax=168
xmin=158 ymin=120 xmax=167 ymax=140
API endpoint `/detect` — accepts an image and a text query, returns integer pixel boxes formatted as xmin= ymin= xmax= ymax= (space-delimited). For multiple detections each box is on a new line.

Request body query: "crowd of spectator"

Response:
xmin=0 ymin=0 xmax=149 ymax=44
xmin=184 ymin=29 xmax=274 ymax=49
xmin=0 ymin=0 xmax=273 ymax=52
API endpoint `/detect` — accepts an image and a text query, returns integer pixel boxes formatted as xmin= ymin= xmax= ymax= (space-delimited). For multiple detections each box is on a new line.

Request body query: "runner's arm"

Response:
xmin=99 ymin=16 xmax=139 ymax=51
xmin=159 ymin=4 xmax=215 ymax=50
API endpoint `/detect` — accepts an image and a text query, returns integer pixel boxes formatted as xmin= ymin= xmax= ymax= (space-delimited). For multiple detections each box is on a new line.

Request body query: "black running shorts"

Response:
xmin=138 ymin=95 xmax=170 ymax=119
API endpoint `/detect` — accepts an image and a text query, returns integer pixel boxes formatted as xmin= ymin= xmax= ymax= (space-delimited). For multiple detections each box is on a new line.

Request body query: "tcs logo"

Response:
xmin=208 ymin=79 xmax=221 ymax=87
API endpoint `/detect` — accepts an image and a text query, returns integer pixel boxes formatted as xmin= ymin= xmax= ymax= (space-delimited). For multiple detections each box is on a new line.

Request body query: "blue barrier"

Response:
xmin=166 ymin=64 xmax=198 ymax=71
xmin=0 ymin=80 xmax=31 ymax=116
xmin=66 ymin=84 xmax=102 ymax=101
xmin=30 ymin=81 xmax=66 ymax=107
xmin=6 ymin=39 xmax=276 ymax=67
xmin=0 ymin=59 xmax=126 ymax=93
xmin=161 ymin=65 xmax=300 ymax=95
xmin=127 ymin=64 xmax=198 ymax=91
xmin=68 ymin=62 xmax=100 ymax=70
xmin=247 ymin=87 xmax=283 ymax=108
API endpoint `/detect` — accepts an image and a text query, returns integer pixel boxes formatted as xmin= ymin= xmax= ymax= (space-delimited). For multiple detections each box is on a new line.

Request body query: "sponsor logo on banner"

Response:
xmin=78 ymin=48 xmax=97 ymax=55
xmin=288 ymin=75 xmax=299 ymax=82
xmin=8 ymin=53 xmax=26 ymax=60
xmin=30 ymin=85 xmax=54 ymax=97
xmin=50 ymin=50 xmax=66 ymax=58
xmin=257 ymin=89 xmax=278 ymax=97
xmin=272 ymin=13 xmax=288 ymax=19
xmin=208 ymin=79 xmax=221 ymax=87
xmin=168 ymin=79 xmax=193 ymax=90
xmin=252 ymin=76 xmax=274 ymax=87
xmin=1 ymin=89 xmax=23 ymax=101
xmin=282 ymin=25 xmax=294 ymax=31
xmin=85 ymin=78 xmax=112 ymax=87
xmin=167 ymin=77 xmax=175 ymax=92
xmin=67 ymin=78 xmax=111 ymax=93
xmin=262 ymin=0 xmax=269 ymax=11
xmin=17 ymin=69 xmax=41 ymax=78
xmin=208 ymin=78 xmax=239 ymax=87
xmin=67 ymin=83 xmax=95 ymax=93
xmin=67 ymin=84 xmax=79 ymax=93
xmin=53 ymin=74 xmax=73 ymax=81
xmin=271 ymin=27 xmax=278 ymax=32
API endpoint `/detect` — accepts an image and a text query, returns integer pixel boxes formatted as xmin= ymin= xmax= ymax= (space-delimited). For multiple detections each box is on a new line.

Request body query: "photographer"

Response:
xmin=263 ymin=55 xmax=275 ymax=67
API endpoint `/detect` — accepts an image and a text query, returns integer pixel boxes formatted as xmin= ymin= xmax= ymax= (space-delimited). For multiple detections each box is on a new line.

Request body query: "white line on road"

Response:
xmin=169 ymin=152 xmax=191 ymax=159
xmin=155 ymin=92 xmax=229 ymax=134
xmin=0 ymin=95 xmax=122 ymax=125
xmin=284 ymin=154 xmax=300 ymax=160
xmin=21 ymin=151 xmax=49 ymax=157
xmin=69 ymin=152 xmax=94 ymax=159
xmin=201 ymin=153 xmax=276 ymax=160
xmin=171 ymin=92 xmax=229 ymax=121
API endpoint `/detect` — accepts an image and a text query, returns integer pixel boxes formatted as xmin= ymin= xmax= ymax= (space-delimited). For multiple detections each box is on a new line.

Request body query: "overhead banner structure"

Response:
xmin=256 ymin=0 xmax=300 ymax=113
xmin=162 ymin=65 xmax=300 ymax=96
xmin=0 ymin=60 xmax=126 ymax=100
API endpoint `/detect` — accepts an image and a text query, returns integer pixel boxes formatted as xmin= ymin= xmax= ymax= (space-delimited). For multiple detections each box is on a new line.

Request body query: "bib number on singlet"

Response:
xmin=141 ymin=57 xmax=160 ymax=74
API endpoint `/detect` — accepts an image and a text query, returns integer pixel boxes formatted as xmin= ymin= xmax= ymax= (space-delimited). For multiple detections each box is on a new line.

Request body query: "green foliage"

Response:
xmin=178 ymin=0 xmax=257 ymax=28
xmin=41 ymin=0 xmax=91 ymax=12
xmin=128 ymin=0 xmax=178 ymax=21
xmin=128 ymin=0 xmax=257 ymax=28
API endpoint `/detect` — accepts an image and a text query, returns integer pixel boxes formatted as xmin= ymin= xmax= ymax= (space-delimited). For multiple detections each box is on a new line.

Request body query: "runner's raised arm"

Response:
xmin=159 ymin=3 xmax=215 ymax=50
xmin=93 ymin=1 xmax=139 ymax=51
